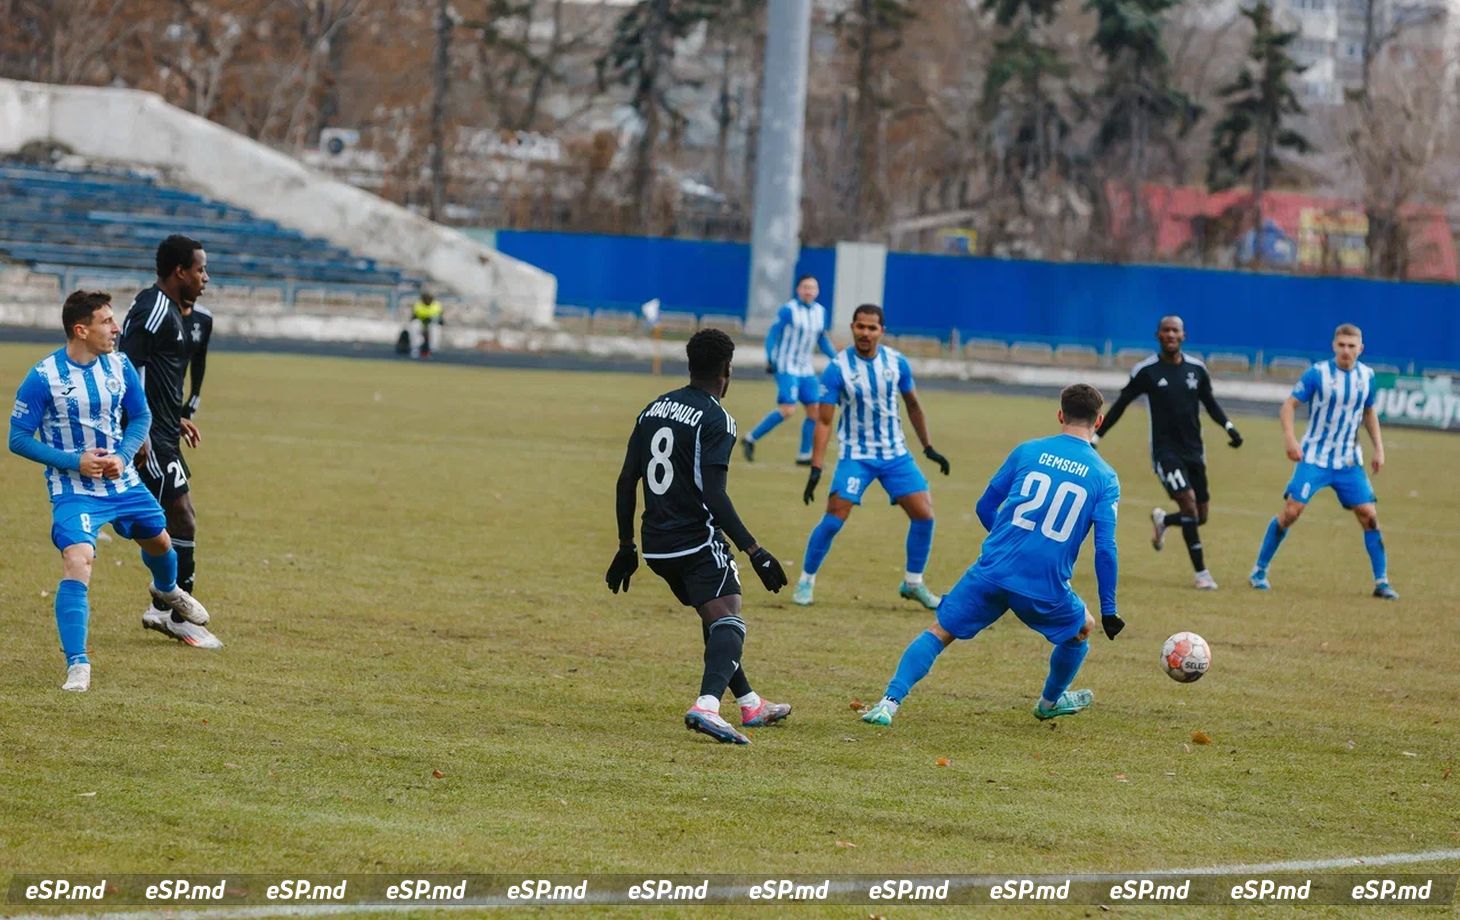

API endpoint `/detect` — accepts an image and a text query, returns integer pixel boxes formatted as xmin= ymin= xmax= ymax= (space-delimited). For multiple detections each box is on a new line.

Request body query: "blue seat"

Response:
xmin=0 ymin=160 xmax=409 ymax=293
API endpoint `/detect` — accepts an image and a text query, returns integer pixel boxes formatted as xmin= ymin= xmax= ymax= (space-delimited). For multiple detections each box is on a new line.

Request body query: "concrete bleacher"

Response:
xmin=0 ymin=161 xmax=417 ymax=303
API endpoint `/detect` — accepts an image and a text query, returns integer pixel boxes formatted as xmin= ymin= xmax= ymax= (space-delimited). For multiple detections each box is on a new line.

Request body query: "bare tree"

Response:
xmin=1343 ymin=57 xmax=1458 ymax=278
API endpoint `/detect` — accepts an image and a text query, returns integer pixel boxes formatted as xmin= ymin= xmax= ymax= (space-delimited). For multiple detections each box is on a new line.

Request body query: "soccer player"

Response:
xmin=794 ymin=304 xmax=950 ymax=609
xmin=1094 ymin=315 xmax=1241 ymax=590
xmin=1249 ymin=324 xmax=1398 ymax=599
xmin=860 ymin=384 xmax=1123 ymax=726
xmin=741 ymin=274 xmax=835 ymax=464
xmin=120 ymin=234 xmax=222 ymax=648
xmin=606 ymin=328 xmax=792 ymax=745
xmin=8 ymin=291 xmax=212 ymax=691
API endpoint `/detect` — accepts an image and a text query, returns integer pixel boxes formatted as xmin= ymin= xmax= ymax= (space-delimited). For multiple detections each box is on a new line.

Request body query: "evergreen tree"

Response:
xmin=599 ymin=0 xmax=720 ymax=232
xmin=1206 ymin=1 xmax=1312 ymax=265
xmin=1086 ymin=0 xmax=1200 ymax=256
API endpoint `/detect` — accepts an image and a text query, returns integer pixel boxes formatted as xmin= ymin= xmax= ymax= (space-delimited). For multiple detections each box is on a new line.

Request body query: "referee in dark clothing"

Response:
xmin=1094 ymin=316 xmax=1242 ymax=590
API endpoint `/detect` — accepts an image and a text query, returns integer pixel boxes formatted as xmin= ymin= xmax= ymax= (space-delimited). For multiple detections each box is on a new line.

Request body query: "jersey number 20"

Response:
xmin=646 ymin=427 xmax=675 ymax=495
xmin=1010 ymin=471 xmax=1088 ymax=543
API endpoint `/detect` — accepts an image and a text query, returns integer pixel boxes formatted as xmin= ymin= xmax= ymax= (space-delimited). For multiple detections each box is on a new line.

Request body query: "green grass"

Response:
xmin=1 ymin=343 xmax=1457 ymax=916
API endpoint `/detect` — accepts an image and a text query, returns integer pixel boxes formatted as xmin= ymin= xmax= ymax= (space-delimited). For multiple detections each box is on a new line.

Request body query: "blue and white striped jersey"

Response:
xmin=819 ymin=346 xmax=915 ymax=461
xmin=10 ymin=348 xmax=146 ymax=498
xmin=1292 ymin=359 xmax=1377 ymax=469
xmin=767 ymin=299 xmax=832 ymax=377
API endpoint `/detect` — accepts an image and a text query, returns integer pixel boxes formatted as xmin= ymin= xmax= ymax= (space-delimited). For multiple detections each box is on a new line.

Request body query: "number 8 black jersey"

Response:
xmin=627 ymin=386 xmax=738 ymax=557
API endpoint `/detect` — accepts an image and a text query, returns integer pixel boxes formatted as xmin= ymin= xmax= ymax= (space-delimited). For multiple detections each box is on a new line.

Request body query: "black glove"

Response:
xmin=605 ymin=545 xmax=638 ymax=594
xmin=1226 ymin=425 xmax=1243 ymax=448
xmin=803 ymin=466 xmax=822 ymax=505
xmin=765 ymin=362 xmax=776 ymax=375
xmin=923 ymin=445 xmax=950 ymax=476
xmin=1102 ymin=613 xmax=1125 ymax=641
xmin=748 ymin=546 xmax=788 ymax=592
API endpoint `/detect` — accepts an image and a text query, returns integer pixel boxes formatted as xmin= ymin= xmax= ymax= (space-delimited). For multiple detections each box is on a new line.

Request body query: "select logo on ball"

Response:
xmin=1162 ymin=631 xmax=1211 ymax=683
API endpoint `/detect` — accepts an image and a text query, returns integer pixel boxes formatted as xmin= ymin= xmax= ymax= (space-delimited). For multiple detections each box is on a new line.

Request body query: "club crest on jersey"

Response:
xmin=1186 ymin=372 xmax=1198 ymax=390
xmin=105 ymin=376 xmax=122 ymax=395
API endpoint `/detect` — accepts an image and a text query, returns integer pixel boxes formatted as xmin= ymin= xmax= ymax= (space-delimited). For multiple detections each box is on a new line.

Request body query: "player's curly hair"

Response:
xmin=687 ymin=328 xmax=736 ymax=379
xmin=1061 ymin=383 xmax=1104 ymax=424
xmin=156 ymin=234 xmax=203 ymax=279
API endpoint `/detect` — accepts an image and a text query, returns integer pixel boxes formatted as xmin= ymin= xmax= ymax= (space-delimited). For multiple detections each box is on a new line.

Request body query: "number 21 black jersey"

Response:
xmin=626 ymin=386 xmax=737 ymax=557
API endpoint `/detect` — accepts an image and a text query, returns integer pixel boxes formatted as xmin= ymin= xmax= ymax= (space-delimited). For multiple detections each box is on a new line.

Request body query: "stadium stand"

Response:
xmin=0 ymin=160 xmax=417 ymax=305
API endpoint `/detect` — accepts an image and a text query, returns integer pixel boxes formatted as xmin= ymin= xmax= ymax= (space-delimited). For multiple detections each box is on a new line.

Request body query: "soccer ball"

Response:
xmin=1162 ymin=631 xmax=1211 ymax=683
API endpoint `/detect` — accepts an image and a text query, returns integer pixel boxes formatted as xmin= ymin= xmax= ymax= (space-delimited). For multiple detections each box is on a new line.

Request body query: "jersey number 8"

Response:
xmin=647 ymin=427 xmax=675 ymax=495
xmin=1010 ymin=471 xmax=1088 ymax=543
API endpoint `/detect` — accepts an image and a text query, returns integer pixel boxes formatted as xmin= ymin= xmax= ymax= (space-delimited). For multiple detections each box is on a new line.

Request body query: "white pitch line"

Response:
xmin=8 ymin=848 xmax=1460 ymax=920
xmin=1155 ymin=847 xmax=1460 ymax=876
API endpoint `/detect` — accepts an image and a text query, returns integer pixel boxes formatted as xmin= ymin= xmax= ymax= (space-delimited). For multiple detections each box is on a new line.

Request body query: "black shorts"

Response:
xmin=139 ymin=443 xmax=191 ymax=503
xmin=1153 ymin=453 xmax=1208 ymax=504
xmin=645 ymin=537 xmax=741 ymax=608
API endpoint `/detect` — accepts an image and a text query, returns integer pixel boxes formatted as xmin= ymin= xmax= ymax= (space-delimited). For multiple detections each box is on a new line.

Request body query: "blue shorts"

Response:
xmin=830 ymin=453 xmax=930 ymax=506
xmin=51 ymin=489 xmax=167 ymax=551
xmin=937 ymin=568 xmax=1088 ymax=645
xmin=774 ymin=372 xmax=821 ymax=406
xmin=1284 ymin=462 xmax=1376 ymax=509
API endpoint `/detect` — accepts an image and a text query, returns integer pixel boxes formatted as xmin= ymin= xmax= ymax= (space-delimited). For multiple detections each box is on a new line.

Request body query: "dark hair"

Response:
xmin=852 ymin=303 xmax=885 ymax=327
xmin=687 ymin=327 xmax=736 ymax=379
xmin=796 ymin=274 xmax=816 ymax=285
xmin=156 ymin=234 xmax=203 ymax=278
xmin=1060 ymin=383 xmax=1104 ymax=424
xmin=61 ymin=290 xmax=112 ymax=339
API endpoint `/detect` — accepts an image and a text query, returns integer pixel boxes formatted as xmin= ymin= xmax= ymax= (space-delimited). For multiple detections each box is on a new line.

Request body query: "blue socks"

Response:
xmin=906 ymin=518 xmax=935 ymax=576
xmin=140 ymin=546 xmax=178 ymax=593
xmin=1255 ymin=517 xmax=1288 ymax=570
xmin=802 ymin=513 xmax=845 ymax=575
xmin=1042 ymin=637 xmax=1089 ymax=704
xmin=1364 ymin=529 xmax=1387 ymax=582
xmin=55 ymin=579 xmax=89 ymax=665
xmin=886 ymin=630 xmax=946 ymax=702
xmin=797 ymin=417 xmax=815 ymax=457
xmin=749 ymin=410 xmax=785 ymax=443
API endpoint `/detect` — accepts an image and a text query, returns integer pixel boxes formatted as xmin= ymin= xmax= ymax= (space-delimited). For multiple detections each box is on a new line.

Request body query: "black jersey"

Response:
xmin=119 ymin=286 xmax=193 ymax=446
xmin=1097 ymin=354 xmax=1230 ymax=461
xmin=179 ymin=305 xmax=214 ymax=418
xmin=626 ymin=386 xmax=738 ymax=557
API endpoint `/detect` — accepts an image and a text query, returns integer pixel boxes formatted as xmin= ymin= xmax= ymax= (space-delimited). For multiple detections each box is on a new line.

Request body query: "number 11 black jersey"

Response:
xmin=626 ymin=386 xmax=738 ymax=558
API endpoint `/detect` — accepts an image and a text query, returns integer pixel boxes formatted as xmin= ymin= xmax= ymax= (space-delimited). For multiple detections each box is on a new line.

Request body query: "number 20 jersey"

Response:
xmin=628 ymin=386 xmax=738 ymax=558
xmin=973 ymin=434 xmax=1121 ymax=601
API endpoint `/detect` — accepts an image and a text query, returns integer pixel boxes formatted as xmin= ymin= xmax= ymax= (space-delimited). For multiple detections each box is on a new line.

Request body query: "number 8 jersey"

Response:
xmin=972 ymin=434 xmax=1121 ymax=607
xmin=627 ymin=386 xmax=738 ymax=558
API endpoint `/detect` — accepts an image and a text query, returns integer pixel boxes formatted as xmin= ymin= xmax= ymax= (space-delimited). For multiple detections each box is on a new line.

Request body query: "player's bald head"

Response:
xmin=1157 ymin=315 xmax=1184 ymax=332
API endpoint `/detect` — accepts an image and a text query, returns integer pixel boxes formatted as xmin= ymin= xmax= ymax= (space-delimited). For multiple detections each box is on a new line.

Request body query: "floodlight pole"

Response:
xmin=744 ymin=0 xmax=811 ymax=336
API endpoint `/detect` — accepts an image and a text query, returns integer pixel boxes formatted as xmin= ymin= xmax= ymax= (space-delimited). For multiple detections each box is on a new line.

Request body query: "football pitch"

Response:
xmin=1 ymin=343 xmax=1457 ymax=917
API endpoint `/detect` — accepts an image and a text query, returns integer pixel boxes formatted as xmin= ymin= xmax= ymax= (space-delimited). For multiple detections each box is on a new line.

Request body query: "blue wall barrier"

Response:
xmin=493 ymin=230 xmax=1460 ymax=368
xmin=883 ymin=254 xmax=1460 ymax=369
xmin=495 ymin=230 xmax=835 ymax=318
